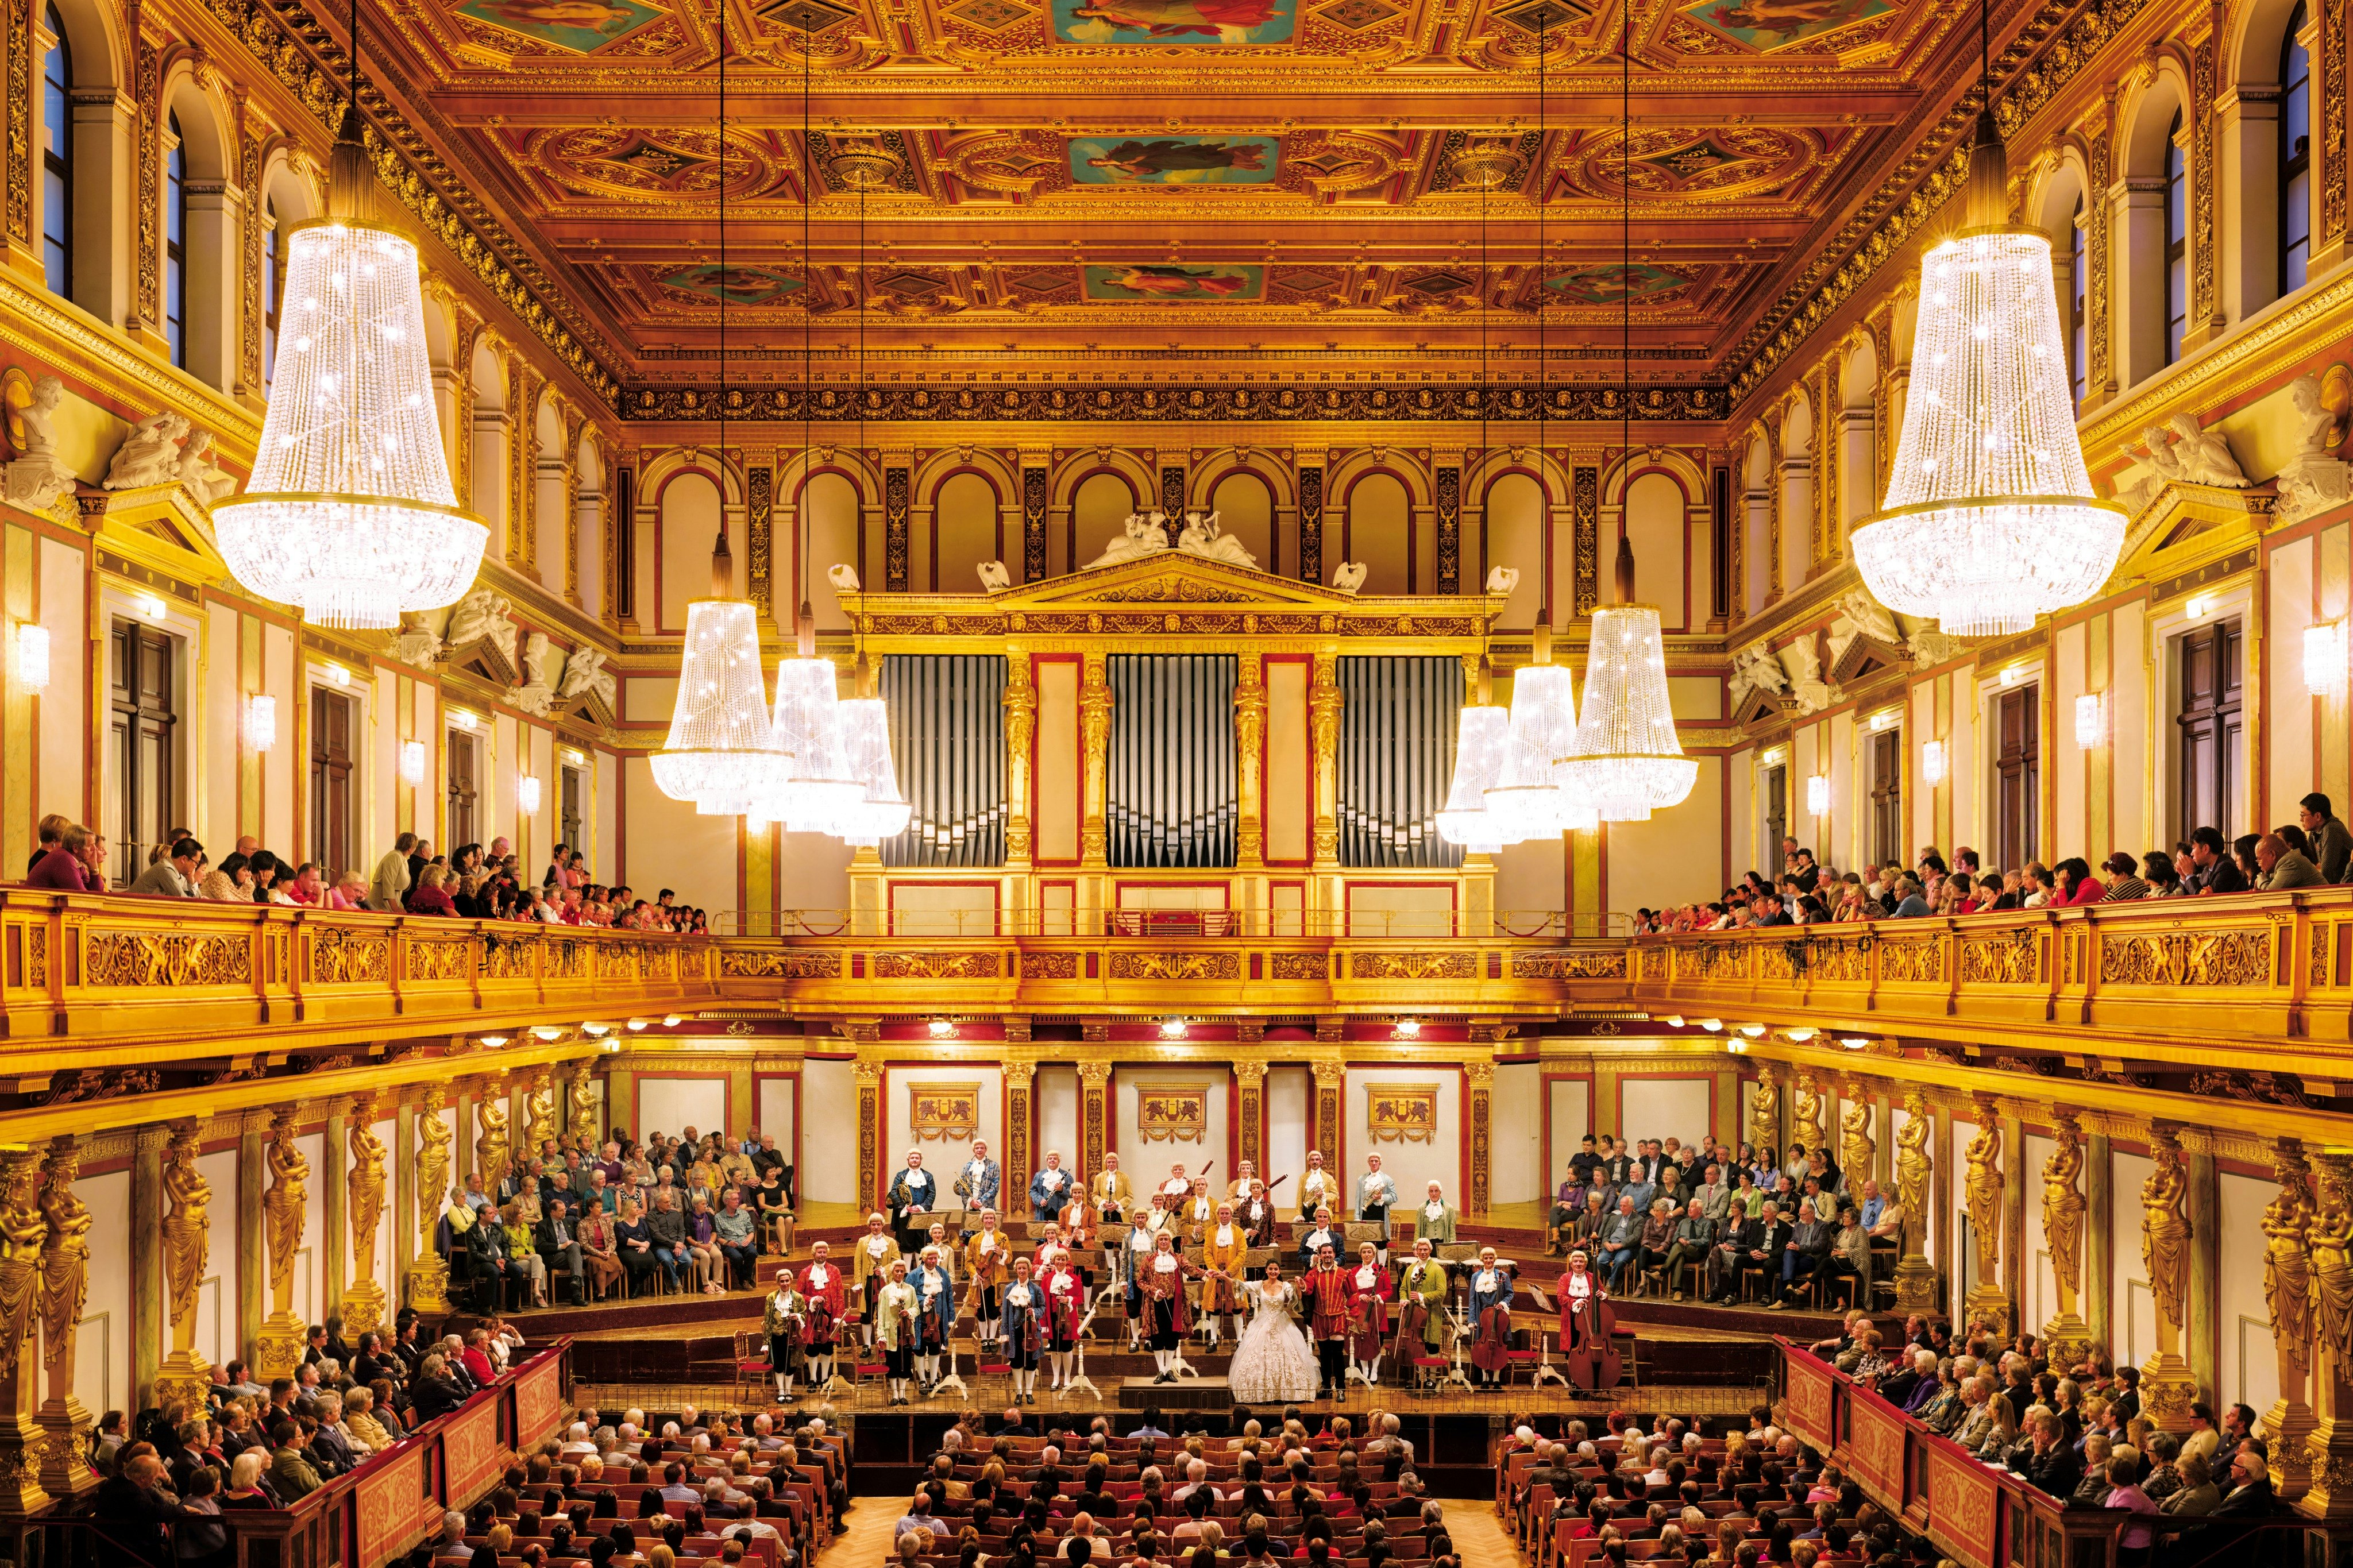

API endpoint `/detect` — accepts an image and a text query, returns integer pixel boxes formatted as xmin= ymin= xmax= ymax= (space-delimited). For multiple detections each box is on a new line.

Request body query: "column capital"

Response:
xmin=1233 ymin=1057 xmax=1268 ymax=1084
xmin=1075 ymin=1061 xmax=1113 ymax=1087
xmin=1310 ymin=1057 xmax=1346 ymax=1088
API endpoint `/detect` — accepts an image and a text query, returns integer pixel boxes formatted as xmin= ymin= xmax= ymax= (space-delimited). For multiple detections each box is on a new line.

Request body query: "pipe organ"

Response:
xmin=881 ymin=654 xmax=1008 ymax=867
xmin=1336 ymin=656 xmax=1463 ymax=869
xmin=1106 ymin=655 xmax=1239 ymax=868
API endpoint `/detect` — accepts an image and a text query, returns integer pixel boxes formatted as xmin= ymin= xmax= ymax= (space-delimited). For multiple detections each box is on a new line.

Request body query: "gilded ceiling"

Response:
xmin=277 ymin=0 xmax=2067 ymax=401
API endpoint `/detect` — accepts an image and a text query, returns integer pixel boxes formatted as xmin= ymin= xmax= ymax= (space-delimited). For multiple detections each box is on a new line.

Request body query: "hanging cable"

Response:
xmin=1621 ymin=0 xmax=1630 ymax=575
xmin=800 ymin=26 xmax=816 ymax=650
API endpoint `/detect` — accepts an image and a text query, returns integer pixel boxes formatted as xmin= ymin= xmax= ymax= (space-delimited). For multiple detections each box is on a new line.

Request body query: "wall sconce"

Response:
xmin=662 ymin=1014 xmax=683 ymax=1027
xmin=627 ymin=1018 xmax=649 ymax=1031
xmin=1784 ymin=1027 xmax=1816 ymax=1042
xmin=530 ymin=1025 xmax=565 ymax=1041
xmin=1392 ymin=1017 xmax=1422 ymax=1040
xmin=1998 ymin=665 xmax=2027 ymax=688
xmin=136 ymin=594 xmax=165 ymax=623
xmin=479 ymin=1034 xmax=511 ymax=1049
xmin=326 ymin=663 xmax=351 ymax=688
xmin=1922 ymin=740 xmax=1948 ymax=786
xmin=2308 ymin=620 xmax=2349 ymax=696
xmin=399 ymin=740 xmax=426 ymax=785
xmin=2074 ymin=692 xmax=2105 ymax=749
xmin=562 ymin=747 xmax=587 ymax=767
xmin=2188 ymin=594 xmax=2212 ymax=620
xmin=928 ymin=1017 xmax=956 ymax=1039
xmin=13 ymin=624 xmax=48 ymax=693
xmin=1840 ymin=1037 xmax=1871 ymax=1051
xmin=581 ymin=1021 xmax=611 ymax=1037
xmin=246 ymin=694 xmax=276 ymax=752
xmin=449 ymin=709 xmax=477 ymax=731
xmin=516 ymin=774 xmax=542 ymax=815
xmin=1806 ymin=774 xmax=1831 ymax=816
xmin=1868 ymin=709 xmax=1897 ymax=733
xmin=1159 ymin=1018 xmax=1189 ymax=1040
xmin=1761 ymin=746 xmax=1787 ymax=767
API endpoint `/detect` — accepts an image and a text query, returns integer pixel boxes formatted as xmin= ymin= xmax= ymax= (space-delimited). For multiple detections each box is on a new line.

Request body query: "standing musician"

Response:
xmin=1300 ymin=1241 xmax=1353 ymax=1400
xmin=1042 ymin=1246 xmax=1088 ymax=1395
xmin=1182 ymin=1178 xmax=1217 ymax=1241
xmin=1000 ymin=1256 xmax=1047 ymax=1406
xmin=886 ymin=1152 xmax=936 ymax=1254
xmin=799 ymin=1239 xmax=846 ymax=1393
xmin=1347 ymin=1239 xmax=1392 ymax=1387
xmin=1091 ymin=1152 xmax=1133 ymax=1222
xmin=963 ymin=1208 xmax=1012 ymax=1349
xmin=1226 ymin=1161 xmax=1261 ymax=1201
xmin=1298 ymin=1205 xmax=1344 ymax=1273
xmin=1394 ymin=1238 xmax=1449 ymax=1389
xmin=1200 ymin=1202 xmax=1251 ymax=1350
xmin=850 ymin=1213 xmax=901 ymax=1347
xmin=1359 ymin=1153 xmax=1399 ymax=1262
xmin=1298 ymin=1150 xmax=1336 ymax=1223
xmin=1468 ymin=1246 xmax=1517 ymax=1391
xmin=1414 ymin=1180 xmax=1459 ymax=1246
xmin=1140 ymin=1231 xmax=1202 ymax=1384
xmin=1029 ymin=1150 xmax=1074 ymax=1225
xmin=874 ymin=1258 xmax=921 ymax=1406
xmin=1123 ymin=1203 xmax=1161 ymax=1347
xmin=1056 ymin=1185 xmax=1099 ymax=1258
xmin=1556 ymin=1248 xmax=1618 ymax=1391
xmin=762 ymin=1273 xmax=808 ymax=1401
xmin=1159 ymin=1163 xmax=1194 ymax=1204
xmin=912 ymin=1244 xmax=955 ymax=1393
xmin=956 ymin=1141 xmax=1001 ymax=1235
xmin=1238 ymin=1180 xmax=1280 ymax=1248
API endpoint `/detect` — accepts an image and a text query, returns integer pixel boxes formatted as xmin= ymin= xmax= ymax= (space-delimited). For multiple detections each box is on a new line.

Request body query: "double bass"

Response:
xmin=1559 ymin=1266 xmax=1622 ymax=1391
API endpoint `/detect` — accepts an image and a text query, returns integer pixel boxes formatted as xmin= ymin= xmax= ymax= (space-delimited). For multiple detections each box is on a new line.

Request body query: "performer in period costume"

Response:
xmin=799 ymin=1241 xmax=845 ymax=1392
xmin=875 ymin=1259 xmax=921 ymax=1405
xmin=886 ymin=1152 xmax=936 ymax=1255
xmin=1239 ymin=1180 xmax=1280 ymax=1248
xmin=963 ymin=1209 xmax=1012 ymax=1348
xmin=1124 ymin=1198 xmax=1167 ymax=1347
xmin=1556 ymin=1249 xmax=1618 ymax=1391
xmin=1000 ymin=1256 xmax=1046 ymax=1405
xmin=1468 ymin=1246 xmax=1516 ymax=1390
xmin=1226 ymin=1161 xmax=1260 ymax=1201
xmin=1414 ymin=1180 xmax=1459 ymax=1245
xmin=1347 ymin=1240 xmax=1392 ymax=1386
xmin=1092 ymin=1152 xmax=1134 ymax=1221
xmin=851 ymin=1214 xmax=901 ymax=1347
xmin=1395 ymin=1238 xmax=1449 ymax=1389
xmin=1140 ymin=1231 xmax=1201 ymax=1383
xmin=1182 ymin=1179 xmax=1217 ymax=1241
xmin=1299 ymin=1206 xmax=1344 ymax=1273
xmin=1030 ymin=1150 xmax=1074 ymax=1225
xmin=1159 ymin=1163 xmax=1194 ymax=1205
xmin=1043 ymin=1248 xmax=1088 ymax=1393
xmin=1298 ymin=1150 xmax=1336 ymax=1223
xmin=763 ymin=1277 xmax=808 ymax=1399
xmin=956 ymin=1141 xmax=1001 ymax=1233
xmin=1200 ymin=1202 xmax=1251 ymax=1349
xmin=1299 ymin=1243 xmax=1353 ymax=1399
xmin=1228 ymin=1260 xmax=1317 ymax=1404
xmin=1359 ymin=1154 xmax=1399 ymax=1261
xmin=912 ymin=1245 xmax=955 ymax=1392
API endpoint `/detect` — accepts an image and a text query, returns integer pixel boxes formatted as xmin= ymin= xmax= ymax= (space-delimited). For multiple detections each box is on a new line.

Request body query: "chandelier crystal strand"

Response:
xmin=769 ymin=652 xmax=866 ymax=831
xmin=1485 ymin=621 xmax=1592 ymax=836
xmin=836 ymin=683 xmax=912 ymax=844
xmin=1849 ymin=35 xmax=2124 ymax=635
xmin=212 ymin=25 xmax=485 ymax=628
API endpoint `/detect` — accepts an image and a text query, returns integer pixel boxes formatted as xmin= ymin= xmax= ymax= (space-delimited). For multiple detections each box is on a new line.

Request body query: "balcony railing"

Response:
xmin=713 ymin=907 xmax=1627 ymax=939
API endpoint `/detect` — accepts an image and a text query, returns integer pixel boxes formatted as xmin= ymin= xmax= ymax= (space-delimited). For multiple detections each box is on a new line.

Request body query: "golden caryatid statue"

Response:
xmin=2142 ymin=1134 xmax=2192 ymax=1334
xmin=0 ymin=1153 xmax=48 ymax=1386
xmin=1959 ymin=1103 xmax=2009 ymax=1334
xmin=1748 ymin=1067 xmax=1780 ymax=1160
xmin=2312 ymin=1156 xmax=2353 ymax=1365
xmin=569 ymin=1067 xmax=597 ymax=1144
xmin=416 ymin=1088 xmax=451 ymax=1241
xmin=1790 ymin=1071 xmax=1824 ymax=1158
xmin=35 ymin=1141 xmax=86 ymax=1382
xmin=2304 ymin=1153 xmax=2353 ymax=1513
xmin=1895 ymin=1090 xmax=1932 ymax=1226
xmin=344 ymin=1104 xmax=389 ymax=1337
xmin=2042 ymin=1113 xmax=2086 ymax=1303
xmin=263 ymin=1113 xmax=310 ymax=1308
xmin=2265 ymin=1145 xmax=2316 ymax=1374
xmin=1837 ymin=1094 xmax=1874 ymax=1189
xmin=476 ymin=1089 xmax=512 ymax=1196
xmin=160 ymin=1129 xmax=211 ymax=1347
xmin=524 ymin=1071 xmax=557 ymax=1160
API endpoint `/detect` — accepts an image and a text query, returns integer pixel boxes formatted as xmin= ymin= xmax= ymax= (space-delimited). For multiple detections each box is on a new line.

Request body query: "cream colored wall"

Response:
xmin=38 ymin=541 xmax=86 ymax=829
xmin=1605 ymin=755 xmax=1723 ymax=918
xmin=886 ymin=1065 xmax=1005 ymax=1206
xmin=1619 ymin=1076 xmax=1711 ymax=1153
xmin=1035 ymin=658 xmax=1082 ymax=864
xmin=1341 ymin=1065 xmax=1460 ymax=1210
xmin=1266 ymin=1066 xmax=1310 ymax=1183
xmin=2219 ymin=1171 xmax=2277 ymax=1417
xmin=2019 ymin=1131 xmax=2057 ymax=1344
xmin=2112 ymin=1148 xmax=2158 ymax=1368
xmin=1264 ymin=659 xmax=1311 ymax=866
xmin=799 ymin=1060 xmax=858 ymax=1206
xmin=1036 ymin=1065 xmax=1080 ymax=1175
xmin=620 ymin=756 xmax=736 ymax=915
xmin=1546 ymin=1079 xmax=1592 ymax=1189
xmin=755 ymin=1080 xmax=797 ymax=1162
xmin=1113 ymin=1065 xmax=1230 ymax=1183
xmin=1491 ymin=1061 xmax=1542 ymax=1207
xmin=77 ymin=1168 xmax=130 ymax=1424
xmin=194 ymin=1148 xmax=238 ymax=1374
xmin=639 ymin=1077 xmax=728 ymax=1144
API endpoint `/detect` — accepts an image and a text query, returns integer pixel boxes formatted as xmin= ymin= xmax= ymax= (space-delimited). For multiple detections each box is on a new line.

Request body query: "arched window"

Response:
xmin=164 ymin=112 xmax=187 ymax=367
xmin=2069 ymin=198 xmax=2088 ymax=409
xmin=2163 ymin=110 xmax=2186 ymax=365
xmin=2282 ymin=2 xmax=2311 ymax=296
xmin=262 ymin=200 xmax=283 ymax=385
xmin=40 ymin=6 xmax=69 ymax=298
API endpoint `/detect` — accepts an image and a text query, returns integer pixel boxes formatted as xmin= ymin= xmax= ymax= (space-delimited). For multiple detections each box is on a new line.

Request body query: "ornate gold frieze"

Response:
xmin=2099 ymin=929 xmax=2274 ymax=987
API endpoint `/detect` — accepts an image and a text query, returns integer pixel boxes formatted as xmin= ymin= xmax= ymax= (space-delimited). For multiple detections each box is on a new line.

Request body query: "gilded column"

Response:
xmin=2039 ymin=1108 xmax=2092 ymax=1368
xmin=2137 ymin=1125 xmax=2197 ymax=1430
xmin=1021 ymin=464 xmax=1049 ymax=582
xmin=562 ymin=415 xmax=587 ymax=608
xmin=130 ymin=1127 xmax=167 ymax=1408
xmin=1309 ymin=654 xmax=1341 ymax=868
xmin=2086 ymin=1128 xmax=2115 ymax=1355
xmin=408 ymin=1087 xmax=452 ymax=1313
xmin=1893 ymin=1088 xmax=1937 ymax=1310
xmin=523 ymin=1068 xmax=557 ymax=1161
xmin=1296 ymin=461 xmax=1324 ymax=585
xmin=2261 ymin=1140 xmax=2317 ymax=1500
xmin=0 ymin=1148 xmax=50 ymax=1515
xmin=34 ymin=1136 xmax=91 ymax=1499
xmin=232 ymin=98 xmax=269 ymax=405
xmin=2082 ymin=99 xmax=2116 ymax=407
xmin=1311 ymin=1059 xmax=1344 ymax=1167
xmin=1789 ymin=1069 xmax=1825 ymax=1157
xmin=1004 ymin=1060 xmax=1036 ymax=1200
xmin=344 ymin=1094 xmax=389 ymax=1339
xmin=2301 ymin=1148 xmax=2353 ymax=1518
xmin=510 ymin=369 xmax=543 ymax=571
xmin=1079 ymin=655 xmax=1112 ymax=866
xmin=124 ymin=20 xmax=165 ymax=350
xmin=855 ymin=1057 xmax=883 ymax=1215
xmin=1235 ymin=658 xmax=1267 ymax=869
xmin=569 ymin=1066 xmax=599 ymax=1144
xmin=1234 ymin=1060 xmax=1267 ymax=1179
xmin=321 ymin=1098 xmax=347 ymax=1320
xmin=1762 ymin=418 xmax=1783 ymax=603
xmin=1748 ymin=1065 xmax=1781 ymax=1159
xmin=1004 ymin=653 xmax=1037 ymax=867
xmin=475 ymin=1071 xmax=512 ymax=1198
xmin=155 ymin=1122 xmax=213 ymax=1412
xmin=1961 ymin=1094 xmax=2010 ymax=1338
xmin=2313 ymin=0 xmax=2347 ymax=277
xmin=2183 ymin=17 xmax=2223 ymax=350
xmin=256 ymin=1106 xmax=309 ymax=1377
xmin=1467 ymin=1061 xmax=1494 ymax=1217
xmin=1835 ymin=1076 xmax=1875 ymax=1202
xmin=1077 ymin=1062 xmax=1111 ymax=1181
xmin=746 ymin=459 xmax=773 ymax=619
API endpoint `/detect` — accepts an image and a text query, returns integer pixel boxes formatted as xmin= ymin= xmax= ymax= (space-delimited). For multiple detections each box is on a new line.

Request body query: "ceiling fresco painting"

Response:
xmin=1067 ymin=137 xmax=1282 ymax=186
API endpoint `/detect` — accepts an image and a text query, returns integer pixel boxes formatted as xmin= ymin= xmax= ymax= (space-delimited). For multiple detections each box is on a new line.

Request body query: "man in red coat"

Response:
xmin=1300 ymin=1242 xmax=1353 ymax=1400
xmin=799 ymin=1240 xmax=847 ymax=1390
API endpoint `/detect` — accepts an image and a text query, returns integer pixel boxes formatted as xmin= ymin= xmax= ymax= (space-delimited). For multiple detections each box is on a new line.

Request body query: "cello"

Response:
xmin=1557 ymin=1256 xmax=1623 ymax=1391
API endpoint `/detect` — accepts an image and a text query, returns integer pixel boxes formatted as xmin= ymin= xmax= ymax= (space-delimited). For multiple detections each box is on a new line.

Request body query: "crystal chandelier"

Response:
xmin=211 ymin=9 xmax=485 ymax=629
xmin=759 ymin=628 xmax=866 ymax=832
xmin=835 ymin=668 xmax=913 ymax=845
xmin=1437 ymin=656 xmax=1518 ymax=854
xmin=651 ymin=27 xmax=784 ymax=812
xmin=1485 ymin=623 xmax=1596 ymax=837
xmin=1848 ymin=6 xmax=2124 ymax=636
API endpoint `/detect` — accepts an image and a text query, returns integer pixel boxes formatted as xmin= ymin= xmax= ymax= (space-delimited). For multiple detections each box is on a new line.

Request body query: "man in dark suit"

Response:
xmin=2008 ymin=1410 xmax=2084 ymax=1499
xmin=2215 ymin=1447 xmax=2277 ymax=1515
xmin=1711 ymin=1203 xmax=1789 ymax=1304
xmin=94 ymin=1454 xmax=190 ymax=1561
xmin=537 ymin=1199 xmax=587 ymax=1307
xmin=1708 ymin=1209 xmax=1768 ymax=1304
xmin=997 ymin=1404 xmax=1036 ymax=1438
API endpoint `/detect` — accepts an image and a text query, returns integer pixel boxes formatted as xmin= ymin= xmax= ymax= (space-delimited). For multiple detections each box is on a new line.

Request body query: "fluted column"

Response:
xmin=1077 ymin=1062 xmax=1112 ymax=1181
xmin=256 ymin=1106 xmax=310 ymax=1377
xmin=2137 ymin=1125 xmax=2197 ymax=1430
xmin=1467 ymin=1061 xmax=1494 ymax=1216
xmin=1079 ymin=656 xmax=1112 ymax=867
xmin=1234 ymin=1061 xmax=1267 ymax=1179
xmin=1892 ymin=1088 xmax=1937 ymax=1309
xmin=344 ymin=1093 xmax=389 ymax=1339
xmin=2039 ymin=1108 xmax=2092 ymax=1368
xmin=1961 ymin=1094 xmax=2010 ymax=1338
xmin=155 ymin=1121 xmax=213 ymax=1413
xmin=34 ymin=1136 xmax=92 ymax=1499
xmin=1004 ymin=654 xmax=1037 ymax=868
xmin=408 ymin=1087 xmax=452 ymax=1313
xmin=2262 ymin=1140 xmax=2318 ymax=1500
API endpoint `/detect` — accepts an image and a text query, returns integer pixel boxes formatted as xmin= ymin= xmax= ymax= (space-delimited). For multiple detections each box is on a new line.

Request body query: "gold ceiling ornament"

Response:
xmin=826 ymin=136 xmax=905 ymax=192
xmin=1446 ymin=137 xmax=1525 ymax=192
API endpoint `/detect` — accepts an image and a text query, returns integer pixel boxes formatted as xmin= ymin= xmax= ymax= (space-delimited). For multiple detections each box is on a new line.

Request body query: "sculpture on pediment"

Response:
xmin=2138 ymin=411 xmax=2250 ymax=491
xmin=1726 ymin=643 xmax=1788 ymax=707
xmin=394 ymin=611 xmax=443 ymax=669
xmin=828 ymin=563 xmax=862 ymax=593
xmin=3 ymin=375 xmax=76 ymax=511
xmin=1083 ymin=512 xmax=1173 ymax=570
xmin=1332 ymin=561 xmax=1367 ymax=593
xmin=2275 ymin=374 xmax=2351 ymax=523
xmin=177 ymin=430 xmax=236 ymax=505
xmin=1176 ymin=509 xmax=1258 ymax=568
xmin=977 ymin=560 xmax=1011 ymax=591
xmin=1484 ymin=566 xmax=1521 ymax=597
xmin=104 ymin=410 xmax=190 ymax=491
xmin=447 ymin=588 xmax=518 ymax=664
xmin=557 ymin=645 xmax=615 ymax=708
xmin=1780 ymin=636 xmax=1833 ymax=713
xmin=1837 ymin=589 xmax=1899 ymax=647
xmin=1907 ymin=627 xmax=1964 ymax=667
xmin=509 ymin=631 xmax=556 ymax=717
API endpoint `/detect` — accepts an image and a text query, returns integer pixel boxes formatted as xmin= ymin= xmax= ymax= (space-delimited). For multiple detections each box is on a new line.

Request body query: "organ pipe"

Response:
xmin=1105 ymin=654 xmax=1238 ymax=868
xmin=1336 ymin=656 xmax=1463 ymax=868
xmin=880 ymin=654 xmax=1006 ymax=867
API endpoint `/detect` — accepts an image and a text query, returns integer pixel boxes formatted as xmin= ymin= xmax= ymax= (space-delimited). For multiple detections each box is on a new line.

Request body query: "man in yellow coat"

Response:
xmin=1199 ymin=1200 xmax=1251 ymax=1349
xmin=850 ymin=1213 xmax=901 ymax=1347
xmin=963 ymin=1208 xmax=1012 ymax=1349
xmin=1091 ymin=1153 xmax=1135 ymax=1222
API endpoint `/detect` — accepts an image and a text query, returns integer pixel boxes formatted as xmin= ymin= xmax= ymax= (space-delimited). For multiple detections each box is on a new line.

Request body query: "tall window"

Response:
xmin=1869 ymin=729 xmax=1903 ymax=868
xmin=446 ymin=729 xmax=479 ymax=847
xmin=1996 ymin=685 xmax=2039 ymax=873
xmin=262 ymin=200 xmax=284 ymax=385
xmin=2068 ymin=199 xmax=2088 ymax=408
xmin=110 ymin=619 xmax=178 ymax=878
xmin=164 ymin=113 xmax=187 ymax=367
xmin=2282 ymin=3 xmax=2312 ymax=296
xmin=2176 ymin=619 xmax=2244 ymax=844
xmin=40 ymin=7 xmax=70 ymax=298
xmin=2163 ymin=110 xmax=2187 ymax=365
xmin=310 ymin=687 xmax=354 ymax=877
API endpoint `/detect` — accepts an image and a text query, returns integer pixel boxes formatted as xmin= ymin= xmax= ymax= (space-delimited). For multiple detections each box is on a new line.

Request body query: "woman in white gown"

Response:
xmin=1227 ymin=1260 xmax=1320 ymax=1404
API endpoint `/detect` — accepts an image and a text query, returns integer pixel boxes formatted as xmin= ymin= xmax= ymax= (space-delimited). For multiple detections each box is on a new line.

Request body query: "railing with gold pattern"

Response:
xmin=0 ymin=889 xmax=720 ymax=1062
xmin=1613 ymin=888 xmax=2353 ymax=1057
